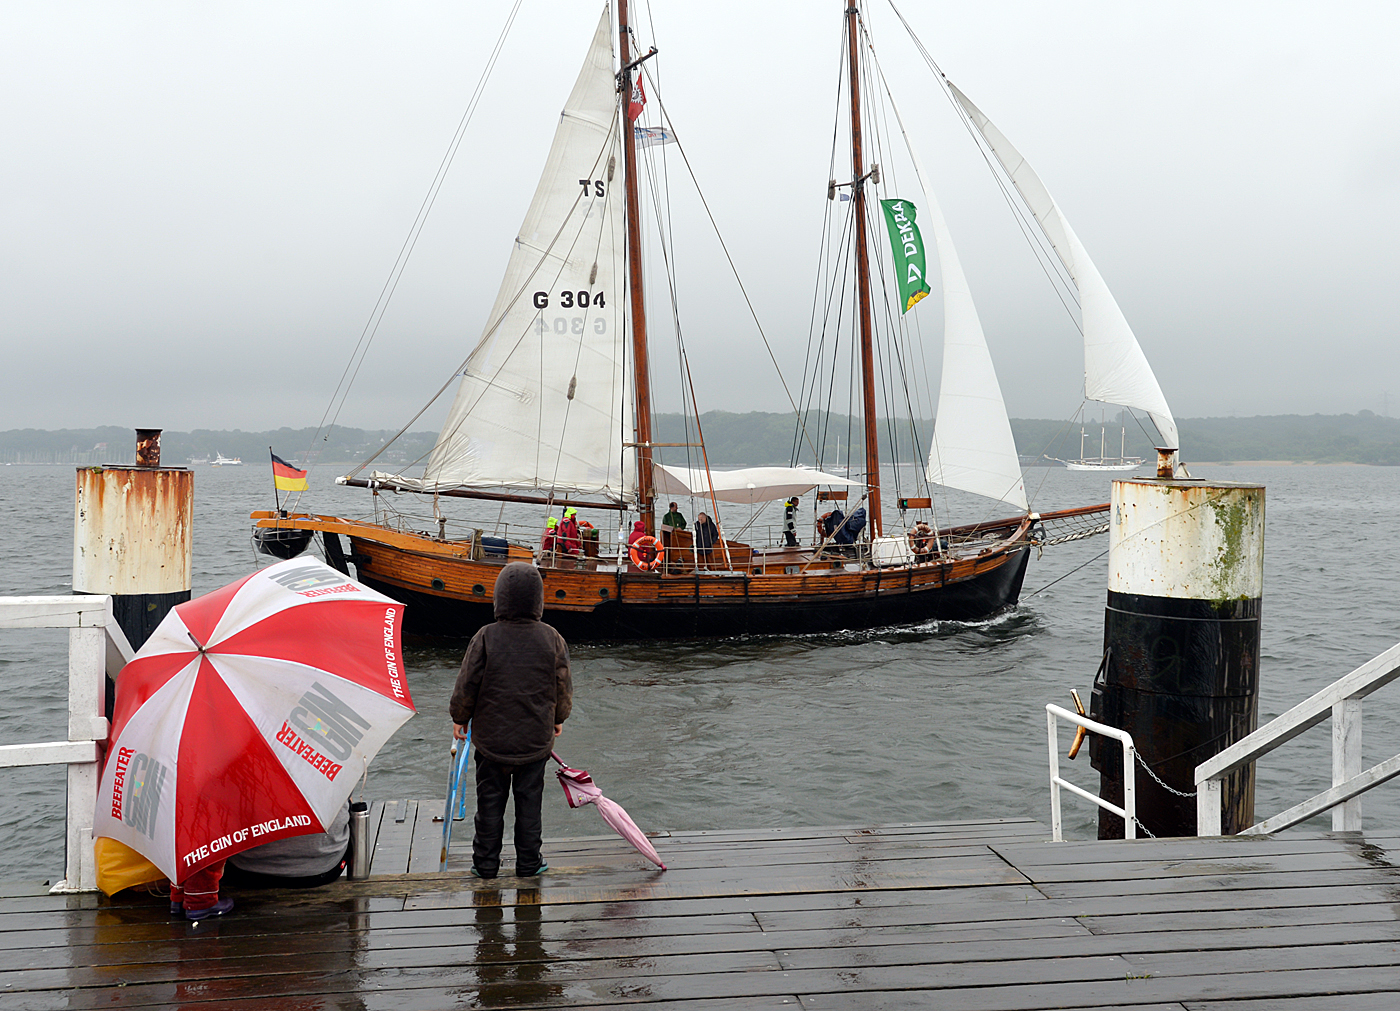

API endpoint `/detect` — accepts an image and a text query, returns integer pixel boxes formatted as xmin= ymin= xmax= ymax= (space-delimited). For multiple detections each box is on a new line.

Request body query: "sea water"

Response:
xmin=2 ymin=461 xmax=1398 ymax=882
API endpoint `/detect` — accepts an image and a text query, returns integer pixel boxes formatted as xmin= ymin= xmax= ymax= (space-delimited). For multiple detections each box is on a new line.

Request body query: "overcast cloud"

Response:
xmin=2 ymin=1 xmax=1397 ymax=434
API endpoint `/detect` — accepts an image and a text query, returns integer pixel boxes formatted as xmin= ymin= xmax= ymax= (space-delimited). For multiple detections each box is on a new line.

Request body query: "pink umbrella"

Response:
xmin=551 ymin=753 xmax=666 ymax=870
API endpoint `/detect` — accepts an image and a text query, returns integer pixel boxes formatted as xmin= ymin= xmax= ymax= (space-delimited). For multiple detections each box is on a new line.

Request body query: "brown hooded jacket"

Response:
xmin=449 ymin=563 xmax=572 ymax=764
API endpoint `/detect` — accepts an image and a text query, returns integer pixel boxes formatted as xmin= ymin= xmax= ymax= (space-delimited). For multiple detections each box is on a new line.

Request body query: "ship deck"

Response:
xmin=5 ymin=813 xmax=1399 ymax=1009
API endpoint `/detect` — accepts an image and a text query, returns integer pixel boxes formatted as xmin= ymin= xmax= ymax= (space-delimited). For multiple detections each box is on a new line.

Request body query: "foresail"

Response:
xmin=921 ymin=188 xmax=1028 ymax=511
xmin=874 ymin=80 xmax=1026 ymax=511
xmin=422 ymin=7 xmax=634 ymax=500
xmin=949 ymin=84 xmax=1179 ymax=452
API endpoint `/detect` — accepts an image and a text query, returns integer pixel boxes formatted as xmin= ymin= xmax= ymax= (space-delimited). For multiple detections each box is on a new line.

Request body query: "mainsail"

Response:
xmin=948 ymin=84 xmax=1179 ymax=453
xmin=421 ymin=8 xmax=634 ymax=500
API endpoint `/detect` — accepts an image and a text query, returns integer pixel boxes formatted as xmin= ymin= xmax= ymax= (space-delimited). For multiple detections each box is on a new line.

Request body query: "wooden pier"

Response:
xmin=4 ymin=813 xmax=1400 ymax=1009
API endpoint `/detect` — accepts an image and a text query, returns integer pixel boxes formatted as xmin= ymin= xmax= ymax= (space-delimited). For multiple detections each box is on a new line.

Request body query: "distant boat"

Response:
xmin=211 ymin=453 xmax=243 ymax=466
xmin=1058 ymin=425 xmax=1143 ymax=473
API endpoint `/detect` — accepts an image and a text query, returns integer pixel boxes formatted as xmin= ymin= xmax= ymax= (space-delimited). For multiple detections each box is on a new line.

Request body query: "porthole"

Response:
xmin=599 ymin=588 xmax=609 ymax=598
xmin=472 ymin=584 xmax=485 ymax=596
xmin=431 ymin=578 xmax=445 ymax=591
xmin=555 ymin=589 xmax=567 ymax=599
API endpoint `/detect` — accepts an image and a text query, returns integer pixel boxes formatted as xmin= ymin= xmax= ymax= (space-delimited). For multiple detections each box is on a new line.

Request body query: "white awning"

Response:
xmin=653 ymin=464 xmax=859 ymax=505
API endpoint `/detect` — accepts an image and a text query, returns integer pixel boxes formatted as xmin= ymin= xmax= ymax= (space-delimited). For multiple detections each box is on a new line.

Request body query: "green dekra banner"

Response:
xmin=880 ymin=198 xmax=931 ymax=313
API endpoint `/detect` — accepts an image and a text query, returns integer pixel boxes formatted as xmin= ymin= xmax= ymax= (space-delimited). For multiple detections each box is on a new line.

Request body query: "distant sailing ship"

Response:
xmin=1056 ymin=423 xmax=1144 ymax=473
xmin=254 ymin=1 xmax=1179 ymax=639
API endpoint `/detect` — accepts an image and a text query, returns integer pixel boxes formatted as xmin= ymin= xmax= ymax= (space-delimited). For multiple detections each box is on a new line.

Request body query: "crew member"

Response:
xmin=541 ymin=516 xmax=558 ymax=555
xmin=783 ymin=497 xmax=800 ymax=547
xmin=558 ymin=508 xmax=582 ymax=558
xmin=661 ymin=502 xmax=687 ymax=532
xmin=694 ymin=511 xmax=718 ymax=565
xmin=660 ymin=502 xmax=686 ymax=573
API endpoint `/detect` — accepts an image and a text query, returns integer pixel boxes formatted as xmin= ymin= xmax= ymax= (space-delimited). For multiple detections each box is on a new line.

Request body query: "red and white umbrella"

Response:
xmin=94 ymin=558 xmax=415 ymax=884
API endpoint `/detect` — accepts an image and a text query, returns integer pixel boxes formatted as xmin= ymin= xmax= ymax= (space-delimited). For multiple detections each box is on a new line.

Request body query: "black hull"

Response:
xmin=357 ymin=546 xmax=1030 ymax=642
xmin=252 ymin=527 xmax=315 ymax=560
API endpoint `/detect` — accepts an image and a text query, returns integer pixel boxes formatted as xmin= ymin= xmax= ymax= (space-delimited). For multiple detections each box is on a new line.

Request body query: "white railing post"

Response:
xmin=1332 ymin=697 xmax=1363 ymax=832
xmin=61 ymin=624 xmax=107 ymax=893
xmin=1196 ymin=778 xmax=1222 ymax=837
xmin=1046 ymin=708 xmax=1063 ymax=842
xmin=0 ymin=595 xmax=129 ymax=893
xmin=1045 ymin=704 xmax=1136 ymax=841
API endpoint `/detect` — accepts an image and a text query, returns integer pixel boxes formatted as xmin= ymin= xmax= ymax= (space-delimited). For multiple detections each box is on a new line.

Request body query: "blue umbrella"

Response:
xmin=439 ymin=726 xmax=471 ymax=870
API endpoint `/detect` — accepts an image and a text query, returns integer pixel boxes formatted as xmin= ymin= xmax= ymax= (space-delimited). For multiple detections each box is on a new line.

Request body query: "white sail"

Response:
xmin=874 ymin=76 xmax=1026 ymax=510
xmin=919 ymin=190 xmax=1028 ymax=510
xmin=949 ymin=84 xmax=1179 ymax=452
xmin=421 ymin=8 xmax=634 ymax=500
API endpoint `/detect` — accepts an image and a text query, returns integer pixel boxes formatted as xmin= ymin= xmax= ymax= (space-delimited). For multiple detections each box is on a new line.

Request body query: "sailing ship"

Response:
xmin=252 ymin=1 xmax=1179 ymax=640
xmin=1058 ymin=420 xmax=1144 ymax=473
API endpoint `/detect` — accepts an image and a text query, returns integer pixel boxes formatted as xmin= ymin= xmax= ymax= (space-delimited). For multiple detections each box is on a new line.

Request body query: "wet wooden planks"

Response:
xmin=2 ymin=818 xmax=1400 ymax=1009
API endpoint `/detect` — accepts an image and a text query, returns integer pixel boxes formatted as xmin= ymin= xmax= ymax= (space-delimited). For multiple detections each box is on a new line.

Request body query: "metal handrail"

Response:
xmin=1046 ymin=704 xmax=1137 ymax=842
xmin=0 ymin=596 xmax=133 ymax=892
xmin=1194 ymin=640 xmax=1400 ymax=836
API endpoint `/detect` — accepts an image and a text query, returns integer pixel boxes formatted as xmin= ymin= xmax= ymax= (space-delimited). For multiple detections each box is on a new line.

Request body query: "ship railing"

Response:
xmin=1195 ymin=640 xmax=1400 ymax=836
xmin=0 ymin=596 xmax=133 ymax=892
xmin=1046 ymin=704 xmax=1137 ymax=841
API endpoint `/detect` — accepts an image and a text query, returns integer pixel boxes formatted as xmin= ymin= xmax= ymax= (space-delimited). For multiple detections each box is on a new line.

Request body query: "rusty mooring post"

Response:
xmin=1090 ymin=464 xmax=1264 ymax=838
xmin=73 ymin=429 xmax=194 ymax=655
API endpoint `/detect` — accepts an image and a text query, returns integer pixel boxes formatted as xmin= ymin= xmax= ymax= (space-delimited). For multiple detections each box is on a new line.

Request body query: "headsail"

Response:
xmin=873 ymin=76 xmax=1027 ymax=511
xmin=918 ymin=188 xmax=1028 ymax=511
xmin=420 ymin=8 xmax=634 ymax=500
xmin=948 ymin=84 xmax=1179 ymax=452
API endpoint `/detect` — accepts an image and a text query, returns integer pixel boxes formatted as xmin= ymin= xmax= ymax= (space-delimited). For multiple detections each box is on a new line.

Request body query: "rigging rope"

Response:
xmin=293 ymin=0 xmax=524 ymax=507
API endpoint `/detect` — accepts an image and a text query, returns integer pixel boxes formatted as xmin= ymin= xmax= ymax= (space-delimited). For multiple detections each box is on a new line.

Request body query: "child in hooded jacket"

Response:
xmin=450 ymin=562 xmax=572 ymax=878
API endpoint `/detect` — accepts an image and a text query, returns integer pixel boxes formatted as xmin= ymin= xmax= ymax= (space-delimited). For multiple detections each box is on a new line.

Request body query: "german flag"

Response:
xmin=271 ymin=453 xmax=308 ymax=492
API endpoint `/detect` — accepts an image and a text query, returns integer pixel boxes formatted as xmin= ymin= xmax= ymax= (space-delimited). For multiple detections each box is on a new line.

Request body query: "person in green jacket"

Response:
xmin=660 ymin=502 xmax=686 ymax=573
xmin=661 ymin=502 xmax=686 ymax=531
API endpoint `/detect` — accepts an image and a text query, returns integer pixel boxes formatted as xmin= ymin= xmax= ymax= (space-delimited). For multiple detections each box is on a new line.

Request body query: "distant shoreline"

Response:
xmin=6 ymin=412 xmax=1400 ymax=467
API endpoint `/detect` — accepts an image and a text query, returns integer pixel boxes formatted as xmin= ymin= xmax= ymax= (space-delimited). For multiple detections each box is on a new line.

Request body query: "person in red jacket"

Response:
xmin=558 ymin=508 xmax=582 ymax=557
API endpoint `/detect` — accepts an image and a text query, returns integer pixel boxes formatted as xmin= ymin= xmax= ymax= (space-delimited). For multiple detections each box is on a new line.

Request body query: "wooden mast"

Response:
xmin=618 ymin=0 xmax=656 ymax=535
xmin=846 ymin=1 xmax=882 ymax=538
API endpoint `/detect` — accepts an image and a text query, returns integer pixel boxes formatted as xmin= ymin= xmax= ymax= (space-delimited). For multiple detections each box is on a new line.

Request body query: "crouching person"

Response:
xmin=223 ymin=802 xmax=353 ymax=888
xmin=450 ymin=562 xmax=572 ymax=879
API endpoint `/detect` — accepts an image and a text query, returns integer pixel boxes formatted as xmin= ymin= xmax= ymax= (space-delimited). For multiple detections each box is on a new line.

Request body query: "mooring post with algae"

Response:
xmin=1090 ymin=452 xmax=1264 ymax=837
xmin=73 ymin=428 xmax=193 ymax=669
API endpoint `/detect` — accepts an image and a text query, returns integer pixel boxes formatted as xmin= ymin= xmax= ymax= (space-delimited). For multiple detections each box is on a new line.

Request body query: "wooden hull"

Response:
xmin=249 ymin=510 xmax=1052 ymax=640
xmin=354 ymin=542 xmax=1029 ymax=643
xmin=357 ymin=546 xmax=1030 ymax=640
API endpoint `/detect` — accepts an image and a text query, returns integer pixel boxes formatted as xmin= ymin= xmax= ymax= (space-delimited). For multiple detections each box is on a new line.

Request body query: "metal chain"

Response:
xmin=1134 ymin=749 xmax=1197 ymax=798
xmin=1131 ymin=815 xmax=1158 ymax=839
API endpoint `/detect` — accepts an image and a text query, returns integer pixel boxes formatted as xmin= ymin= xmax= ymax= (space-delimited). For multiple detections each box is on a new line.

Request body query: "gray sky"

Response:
xmin=3 ymin=1 xmax=1398 ymax=434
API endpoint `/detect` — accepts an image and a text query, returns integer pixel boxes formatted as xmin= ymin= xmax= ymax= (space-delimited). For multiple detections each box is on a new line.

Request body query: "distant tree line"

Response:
xmin=5 ymin=412 xmax=1400 ymax=468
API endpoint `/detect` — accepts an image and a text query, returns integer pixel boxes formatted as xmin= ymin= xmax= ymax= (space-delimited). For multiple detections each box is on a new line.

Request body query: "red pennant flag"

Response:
xmin=628 ymin=75 xmax=646 ymax=123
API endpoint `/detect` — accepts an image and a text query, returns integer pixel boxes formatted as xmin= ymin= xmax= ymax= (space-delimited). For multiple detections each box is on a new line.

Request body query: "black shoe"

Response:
xmin=515 ymin=863 xmax=548 ymax=877
xmin=470 ymin=866 xmax=497 ymax=879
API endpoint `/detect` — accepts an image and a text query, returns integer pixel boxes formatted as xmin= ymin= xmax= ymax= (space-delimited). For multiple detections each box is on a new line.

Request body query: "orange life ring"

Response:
xmin=629 ymin=535 xmax=662 ymax=571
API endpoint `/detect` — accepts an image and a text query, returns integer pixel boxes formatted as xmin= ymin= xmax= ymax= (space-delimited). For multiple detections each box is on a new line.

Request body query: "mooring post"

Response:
xmin=1090 ymin=452 xmax=1264 ymax=837
xmin=73 ymin=428 xmax=193 ymax=688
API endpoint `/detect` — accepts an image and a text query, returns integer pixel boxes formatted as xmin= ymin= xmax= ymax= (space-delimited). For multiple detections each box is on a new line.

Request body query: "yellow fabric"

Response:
xmin=94 ymin=836 xmax=165 ymax=896
xmin=274 ymin=474 xmax=308 ymax=491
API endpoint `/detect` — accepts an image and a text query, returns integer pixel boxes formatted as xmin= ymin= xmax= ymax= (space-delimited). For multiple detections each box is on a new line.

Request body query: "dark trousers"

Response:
xmin=473 ymin=752 xmax=548 ymax=877
xmin=784 ymin=529 xmax=798 ymax=546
